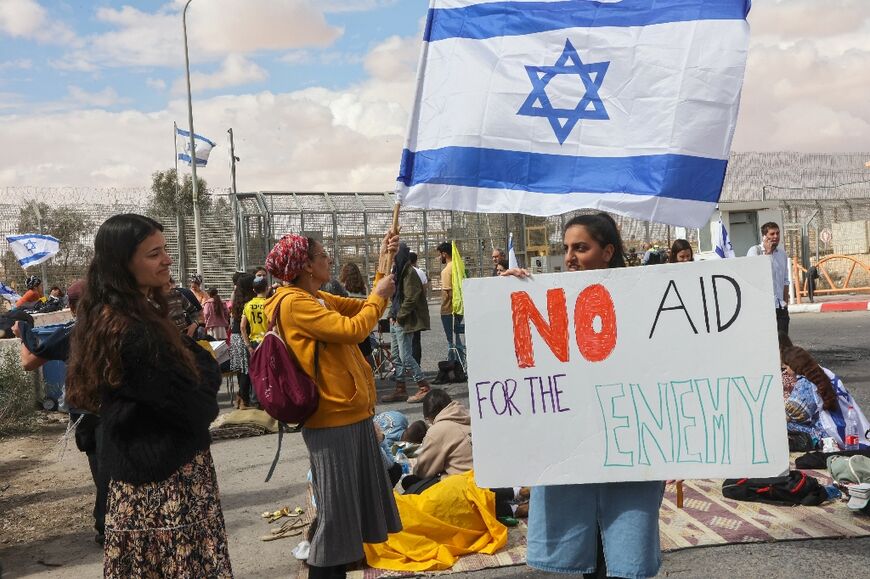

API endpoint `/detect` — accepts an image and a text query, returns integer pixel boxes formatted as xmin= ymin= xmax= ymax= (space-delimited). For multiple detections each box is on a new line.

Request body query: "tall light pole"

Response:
xmin=183 ymin=0 xmax=203 ymax=276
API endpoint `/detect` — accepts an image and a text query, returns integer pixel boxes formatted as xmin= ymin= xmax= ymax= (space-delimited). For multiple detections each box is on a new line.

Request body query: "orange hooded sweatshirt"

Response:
xmin=263 ymin=275 xmax=387 ymax=429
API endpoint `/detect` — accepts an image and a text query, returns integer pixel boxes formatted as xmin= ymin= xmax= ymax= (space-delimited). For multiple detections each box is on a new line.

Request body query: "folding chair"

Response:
xmin=371 ymin=318 xmax=395 ymax=380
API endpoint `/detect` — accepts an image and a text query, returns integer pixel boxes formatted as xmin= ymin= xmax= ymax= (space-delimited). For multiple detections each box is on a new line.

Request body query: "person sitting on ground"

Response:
xmin=413 ymin=389 xmax=472 ymax=479
xmin=374 ymin=410 xmax=411 ymax=486
xmin=669 ymin=239 xmax=694 ymax=263
xmin=402 ymin=420 xmax=428 ymax=444
xmin=782 ymin=346 xmax=838 ymax=444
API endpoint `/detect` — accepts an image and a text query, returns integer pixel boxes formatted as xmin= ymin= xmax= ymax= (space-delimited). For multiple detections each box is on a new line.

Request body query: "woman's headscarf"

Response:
xmin=266 ymin=234 xmax=310 ymax=281
xmin=189 ymin=274 xmax=203 ymax=286
xmin=25 ymin=275 xmax=41 ymax=289
xmin=389 ymin=243 xmax=411 ymax=319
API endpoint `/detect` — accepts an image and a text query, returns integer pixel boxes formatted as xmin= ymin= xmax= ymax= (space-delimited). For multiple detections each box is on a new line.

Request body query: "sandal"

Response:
xmin=260 ymin=518 xmax=306 ymax=541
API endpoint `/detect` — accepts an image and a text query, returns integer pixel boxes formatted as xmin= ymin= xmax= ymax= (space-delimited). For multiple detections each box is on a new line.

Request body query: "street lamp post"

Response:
xmin=183 ymin=0 xmax=204 ymax=277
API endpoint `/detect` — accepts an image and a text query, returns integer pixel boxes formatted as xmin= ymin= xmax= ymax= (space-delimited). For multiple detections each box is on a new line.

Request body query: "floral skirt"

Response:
xmin=104 ymin=449 xmax=233 ymax=578
xmin=229 ymin=333 xmax=249 ymax=374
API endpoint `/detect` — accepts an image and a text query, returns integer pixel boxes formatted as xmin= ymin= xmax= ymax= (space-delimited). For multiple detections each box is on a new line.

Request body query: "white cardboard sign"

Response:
xmin=464 ymin=257 xmax=790 ymax=488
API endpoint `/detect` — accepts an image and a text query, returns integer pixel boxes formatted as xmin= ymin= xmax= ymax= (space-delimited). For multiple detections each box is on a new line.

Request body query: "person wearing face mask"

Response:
xmin=502 ymin=212 xmax=665 ymax=579
xmin=747 ymin=222 xmax=790 ymax=335
xmin=262 ymin=230 xmax=402 ymax=579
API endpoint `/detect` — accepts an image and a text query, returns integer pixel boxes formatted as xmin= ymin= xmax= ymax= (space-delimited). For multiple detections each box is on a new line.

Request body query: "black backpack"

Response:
xmin=722 ymin=471 xmax=828 ymax=506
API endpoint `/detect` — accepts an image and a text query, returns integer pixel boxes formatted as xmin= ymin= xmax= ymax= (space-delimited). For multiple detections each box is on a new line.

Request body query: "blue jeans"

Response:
xmin=390 ymin=322 xmax=425 ymax=383
xmin=440 ymin=314 xmax=466 ymax=365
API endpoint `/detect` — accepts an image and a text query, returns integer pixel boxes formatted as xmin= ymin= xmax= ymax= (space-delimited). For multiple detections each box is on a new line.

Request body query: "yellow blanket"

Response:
xmin=363 ymin=471 xmax=507 ymax=572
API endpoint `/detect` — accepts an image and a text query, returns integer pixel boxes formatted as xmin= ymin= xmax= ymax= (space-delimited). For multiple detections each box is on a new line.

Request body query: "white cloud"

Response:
xmin=0 ymin=58 xmax=32 ymax=70
xmin=319 ymin=0 xmax=400 ymax=12
xmin=0 ymin=33 xmax=419 ymax=192
xmin=55 ymin=1 xmax=342 ymax=71
xmin=0 ymin=0 xmax=77 ymax=44
xmin=67 ymin=86 xmax=128 ymax=108
xmin=147 ymin=78 xmax=168 ymax=91
xmin=731 ymin=0 xmax=870 ymax=151
xmin=171 ymin=55 xmax=268 ymax=95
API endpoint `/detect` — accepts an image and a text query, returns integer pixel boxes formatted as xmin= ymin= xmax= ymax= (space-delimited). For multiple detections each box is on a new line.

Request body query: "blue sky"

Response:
xmin=1 ymin=0 xmax=868 ymax=193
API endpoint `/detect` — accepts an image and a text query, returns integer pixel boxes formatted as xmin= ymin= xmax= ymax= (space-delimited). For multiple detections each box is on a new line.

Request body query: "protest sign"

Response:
xmin=464 ymin=257 xmax=789 ymax=487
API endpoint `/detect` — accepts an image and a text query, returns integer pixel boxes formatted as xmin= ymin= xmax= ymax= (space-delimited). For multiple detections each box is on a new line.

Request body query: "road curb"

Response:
xmin=789 ymin=301 xmax=870 ymax=314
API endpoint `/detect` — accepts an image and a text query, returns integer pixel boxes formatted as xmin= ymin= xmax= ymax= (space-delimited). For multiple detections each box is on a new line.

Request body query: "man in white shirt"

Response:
xmin=747 ymin=221 xmax=790 ymax=335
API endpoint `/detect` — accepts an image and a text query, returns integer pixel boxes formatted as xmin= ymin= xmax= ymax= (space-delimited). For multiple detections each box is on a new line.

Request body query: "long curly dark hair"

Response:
xmin=231 ymin=274 xmax=256 ymax=325
xmin=781 ymin=346 xmax=837 ymax=411
xmin=339 ymin=262 xmax=367 ymax=294
xmin=66 ymin=214 xmax=197 ymax=412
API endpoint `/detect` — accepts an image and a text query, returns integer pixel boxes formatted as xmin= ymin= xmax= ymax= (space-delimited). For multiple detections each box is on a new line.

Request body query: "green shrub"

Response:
xmin=0 ymin=347 xmax=37 ymax=436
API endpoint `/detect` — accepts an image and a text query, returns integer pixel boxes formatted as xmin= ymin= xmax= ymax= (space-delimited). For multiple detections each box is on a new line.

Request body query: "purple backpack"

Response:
xmin=250 ymin=295 xmax=319 ymax=426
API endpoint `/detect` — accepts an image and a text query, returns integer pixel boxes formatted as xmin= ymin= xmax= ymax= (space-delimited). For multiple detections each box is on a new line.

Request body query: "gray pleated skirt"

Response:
xmin=302 ymin=418 xmax=402 ymax=567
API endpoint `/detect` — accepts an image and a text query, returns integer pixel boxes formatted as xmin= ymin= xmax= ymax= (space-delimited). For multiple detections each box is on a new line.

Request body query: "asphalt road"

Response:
xmin=3 ymin=309 xmax=868 ymax=578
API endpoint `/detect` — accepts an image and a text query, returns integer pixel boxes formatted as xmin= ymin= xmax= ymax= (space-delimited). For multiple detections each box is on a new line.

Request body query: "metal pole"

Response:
xmin=183 ymin=0 xmax=203 ymax=276
xmin=173 ymin=122 xmax=187 ymax=280
xmin=33 ymin=203 xmax=48 ymax=288
xmin=228 ymin=128 xmax=238 ymax=195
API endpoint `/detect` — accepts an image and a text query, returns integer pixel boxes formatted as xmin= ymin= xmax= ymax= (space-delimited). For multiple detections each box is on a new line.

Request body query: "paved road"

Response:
xmin=3 ymin=309 xmax=868 ymax=578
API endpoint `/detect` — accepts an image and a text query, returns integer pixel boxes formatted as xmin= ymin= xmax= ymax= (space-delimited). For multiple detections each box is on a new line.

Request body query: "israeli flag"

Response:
xmin=176 ymin=126 xmax=216 ymax=167
xmin=397 ymin=0 xmax=751 ymax=228
xmin=5 ymin=234 xmax=60 ymax=268
xmin=714 ymin=219 xmax=735 ymax=258
xmin=1 ymin=282 xmax=21 ymax=304
xmin=508 ymin=232 xmax=519 ymax=269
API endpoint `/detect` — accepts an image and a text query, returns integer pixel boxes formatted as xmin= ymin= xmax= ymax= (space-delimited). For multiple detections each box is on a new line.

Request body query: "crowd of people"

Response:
xmin=4 ymin=211 xmax=868 ymax=579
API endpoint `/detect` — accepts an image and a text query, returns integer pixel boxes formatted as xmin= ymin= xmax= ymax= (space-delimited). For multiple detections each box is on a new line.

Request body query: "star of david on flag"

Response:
xmin=6 ymin=233 xmax=60 ymax=269
xmin=517 ymin=39 xmax=609 ymax=145
xmin=397 ymin=0 xmax=751 ymax=228
xmin=176 ymin=125 xmax=216 ymax=167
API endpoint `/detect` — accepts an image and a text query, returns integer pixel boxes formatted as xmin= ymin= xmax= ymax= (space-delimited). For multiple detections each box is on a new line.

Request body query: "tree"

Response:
xmin=148 ymin=168 xmax=211 ymax=217
xmin=5 ymin=202 xmax=96 ymax=287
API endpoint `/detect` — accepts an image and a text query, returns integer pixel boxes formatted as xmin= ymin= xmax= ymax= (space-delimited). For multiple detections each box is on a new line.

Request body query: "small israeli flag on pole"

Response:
xmin=5 ymin=234 xmax=60 ymax=268
xmin=0 ymin=281 xmax=21 ymax=304
xmin=508 ymin=232 xmax=519 ymax=270
xmin=714 ymin=218 xmax=735 ymax=258
xmin=176 ymin=125 xmax=216 ymax=167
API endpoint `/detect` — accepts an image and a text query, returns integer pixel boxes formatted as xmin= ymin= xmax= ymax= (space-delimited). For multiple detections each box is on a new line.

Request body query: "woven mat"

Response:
xmin=298 ymin=470 xmax=870 ymax=578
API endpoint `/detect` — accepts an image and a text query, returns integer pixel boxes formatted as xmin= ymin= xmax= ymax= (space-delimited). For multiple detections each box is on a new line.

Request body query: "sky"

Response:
xmin=1 ymin=0 xmax=868 ymax=194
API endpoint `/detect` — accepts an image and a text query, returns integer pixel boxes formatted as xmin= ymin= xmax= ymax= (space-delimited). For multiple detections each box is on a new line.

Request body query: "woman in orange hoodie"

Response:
xmin=263 ymin=230 xmax=400 ymax=579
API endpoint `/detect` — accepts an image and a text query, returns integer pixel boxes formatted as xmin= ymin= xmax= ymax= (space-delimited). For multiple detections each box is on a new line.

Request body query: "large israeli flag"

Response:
xmin=397 ymin=0 xmax=751 ymax=227
xmin=6 ymin=234 xmax=60 ymax=268
xmin=176 ymin=126 xmax=216 ymax=167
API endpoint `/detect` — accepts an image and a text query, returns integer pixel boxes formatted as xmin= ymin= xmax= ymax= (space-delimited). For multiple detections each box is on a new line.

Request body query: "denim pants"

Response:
xmin=440 ymin=314 xmax=466 ymax=365
xmin=390 ymin=322 xmax=425 ymax=383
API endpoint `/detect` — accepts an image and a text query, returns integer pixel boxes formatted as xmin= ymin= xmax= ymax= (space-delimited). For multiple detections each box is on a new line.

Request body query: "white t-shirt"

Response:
xmin=747 ymin=244 xmax=789 ymax=308
xmin=413 ymin=266 xmax=428 ymax=285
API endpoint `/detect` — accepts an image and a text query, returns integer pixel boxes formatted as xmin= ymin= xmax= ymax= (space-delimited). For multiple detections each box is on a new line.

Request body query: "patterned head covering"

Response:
xmin=190 ymin=274 xmax=203 ymax=285
xmin=25 ymin=275 xmax=41 ymax=289
xmin=266 ymin=234 xmax=310 ymax=281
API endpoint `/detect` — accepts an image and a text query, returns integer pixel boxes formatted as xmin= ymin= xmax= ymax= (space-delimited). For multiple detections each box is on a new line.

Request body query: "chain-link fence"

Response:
xmin=234 ymin=191 xmax=686 ymax=288
xmin=1 ymin=187 xmax=238 ymax=304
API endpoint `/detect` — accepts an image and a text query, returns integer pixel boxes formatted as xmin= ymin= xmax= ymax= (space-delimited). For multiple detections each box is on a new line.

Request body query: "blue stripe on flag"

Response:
xmin=5 ymin=234 xmax=60 ymax=243
xmin=177 ymin=153 xmax=208 ymax=166
xmin=175 ymin=127 xmax=217 ymax=147
xmin=399 ymin=147 xmax=727 ymax=202
xmin=425 ymin=0 xmax=750 ymax=42
xmin=18 ymin=251 xmax=53 ymax=266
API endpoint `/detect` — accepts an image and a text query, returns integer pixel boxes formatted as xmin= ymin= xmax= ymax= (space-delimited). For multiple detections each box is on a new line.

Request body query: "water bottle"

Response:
xmin=395 ymin=449 xmax=411 ymax=475
xmin=845 ymin=406 xmax=860 ymax=451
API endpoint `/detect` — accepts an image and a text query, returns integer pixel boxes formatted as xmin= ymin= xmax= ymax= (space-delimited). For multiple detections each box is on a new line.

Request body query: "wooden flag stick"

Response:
xmin=380 ymin=202 xmax=402 ymax=275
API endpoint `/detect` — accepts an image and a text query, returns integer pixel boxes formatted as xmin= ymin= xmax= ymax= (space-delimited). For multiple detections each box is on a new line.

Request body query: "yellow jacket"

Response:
xmin=263 ymin=277 xmax=387 ymax=429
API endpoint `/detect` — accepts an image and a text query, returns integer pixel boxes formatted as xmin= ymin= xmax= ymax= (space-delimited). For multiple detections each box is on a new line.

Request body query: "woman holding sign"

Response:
xmin=503 ymin=213 xmax=665 ymax=579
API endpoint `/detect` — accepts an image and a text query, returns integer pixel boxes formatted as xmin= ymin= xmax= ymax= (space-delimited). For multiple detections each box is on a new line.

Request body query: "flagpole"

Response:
xmin=182 ymin=0 xmax=203 ymax=277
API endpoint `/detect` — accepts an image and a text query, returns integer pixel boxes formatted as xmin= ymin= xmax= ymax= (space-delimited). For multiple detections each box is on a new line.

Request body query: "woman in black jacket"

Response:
xmin=66 ymin=213 xmax=232 ymax=578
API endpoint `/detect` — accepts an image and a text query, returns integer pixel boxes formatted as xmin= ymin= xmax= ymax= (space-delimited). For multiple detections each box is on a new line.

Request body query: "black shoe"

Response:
xmin=95 ymin=533 xmax=105 ymax=546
